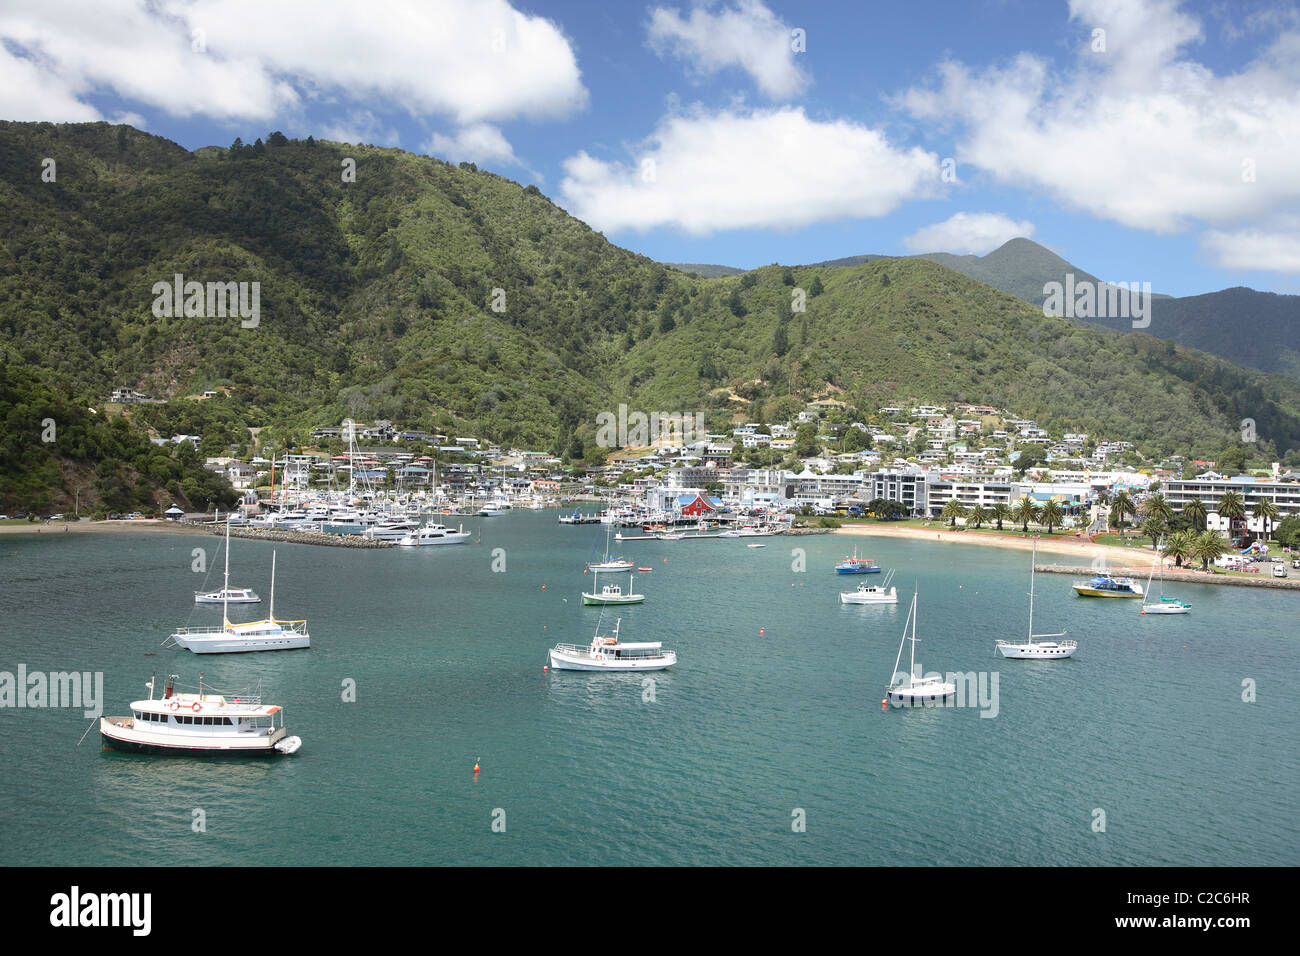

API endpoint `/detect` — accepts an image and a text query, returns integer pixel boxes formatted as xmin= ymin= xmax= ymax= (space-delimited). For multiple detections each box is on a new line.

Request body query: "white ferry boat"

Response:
xmin=99 ymin=675 xmax=302 ymax=757
xmin=548 ymin=619 xmax=676 ymax=671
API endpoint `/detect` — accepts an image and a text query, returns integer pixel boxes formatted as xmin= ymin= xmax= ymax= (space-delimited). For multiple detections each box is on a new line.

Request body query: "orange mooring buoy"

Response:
xmin=541 ymin=584 xmax=546 ymax=590
xmin=543 ymin=665 xmax=549 ymax=672
xmin=473 ymin=761 xmax=481 ymax=773
xmin=881 ymin=698 xmax=887 ymax=711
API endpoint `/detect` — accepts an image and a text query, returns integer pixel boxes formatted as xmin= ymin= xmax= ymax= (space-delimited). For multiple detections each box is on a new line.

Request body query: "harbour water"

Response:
xmin=1 ymin=512 xmax=1295 ymax=866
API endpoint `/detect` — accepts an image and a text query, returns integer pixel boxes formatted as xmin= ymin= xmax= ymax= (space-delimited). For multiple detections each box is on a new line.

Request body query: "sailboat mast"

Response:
xmin=1028 ymin=539 xmax=1036 ymax=642
xmin=222 ymin=517 xmax=230 ymax=626
xmin=269 ymin=551 xmax=276 ymax=621
xmin=908 ymin=593 xmax=918 ymax=688
xmin=890 ymin=594 xmax=911 ymax=685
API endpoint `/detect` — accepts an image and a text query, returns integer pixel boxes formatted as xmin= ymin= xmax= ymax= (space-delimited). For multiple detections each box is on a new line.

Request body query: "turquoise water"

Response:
xmin=1 ymin=514 xmax=1296 ymax=866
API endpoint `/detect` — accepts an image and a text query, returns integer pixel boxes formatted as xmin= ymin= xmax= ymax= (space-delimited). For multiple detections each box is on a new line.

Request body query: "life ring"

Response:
xmin=192 ymin=702 xmax=201 ymax=713
xmin=169 ymin=700 xmax=180 ymax=711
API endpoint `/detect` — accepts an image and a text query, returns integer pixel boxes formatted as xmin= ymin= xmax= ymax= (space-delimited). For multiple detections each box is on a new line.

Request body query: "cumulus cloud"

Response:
xmin=426 ymin=123 xmax=521 ymax=166
xmin=648 ymin=0 xmax=808 ymax=99
xmin=559 ymin=106 xmax=940 ymax=235
xmin=898 ymin=0 xmax=1300 ymax=235
xmin=0 ymin=0 xmax=587 ymax=125
xmin=1201 ymin=221 xmax=1300 ymax=273
xmin=902 ymin=212 xmax=1035 ymax=255
xmin=320 ymin=111 xmax=401 ymax=147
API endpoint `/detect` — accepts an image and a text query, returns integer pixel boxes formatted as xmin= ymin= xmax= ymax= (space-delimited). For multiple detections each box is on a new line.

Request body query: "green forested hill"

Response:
xmin=2 ymin=120 xmax=1299 ymax=512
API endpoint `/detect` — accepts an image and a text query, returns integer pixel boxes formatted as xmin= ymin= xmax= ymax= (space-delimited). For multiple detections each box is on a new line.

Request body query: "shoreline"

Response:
xmin=0 ymin=519 xmax=211 ymax=536
xmin=831 ymin=522 xmax=1138 ymax=560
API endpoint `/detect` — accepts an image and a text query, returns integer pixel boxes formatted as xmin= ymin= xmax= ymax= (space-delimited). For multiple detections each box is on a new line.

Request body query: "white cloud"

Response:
xmin=0 ymin=43 xmax=100 ymax=121
xmin=426 ymin=124 xmax=521 ymax=166
xmin=1201 ymin=222 xmax=1300 ymax=273
xmin=899 ymin=0 xmax=1300 ymax=235
xmin=902 ymin=212 xmax=1035 ymax=255
xmin=558 ymin=106 xmax=940 ymax=235
xmin=648 ymin=0 xmax=808 ymax=99
xmin=0 ymin=0 xmax=587 ymax=125
xmin=320 ymin=111 xmax=401 ymax=148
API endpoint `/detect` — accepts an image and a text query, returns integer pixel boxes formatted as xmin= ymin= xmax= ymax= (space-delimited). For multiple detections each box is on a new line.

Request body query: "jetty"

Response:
xmin=1035 ymin=564 xmax=1300 ymax=591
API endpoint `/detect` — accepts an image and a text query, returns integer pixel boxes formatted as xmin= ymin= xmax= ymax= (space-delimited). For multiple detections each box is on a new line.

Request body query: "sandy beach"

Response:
xmin=0 ymin=519 xmax=211 ymax=537
xmin=833 ymin=523 xmax=1155 ymax=569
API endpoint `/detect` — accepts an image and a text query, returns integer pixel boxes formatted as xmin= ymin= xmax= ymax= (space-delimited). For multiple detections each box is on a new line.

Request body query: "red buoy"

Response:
xmin=881 ymin=699 xmax=887 ymax=711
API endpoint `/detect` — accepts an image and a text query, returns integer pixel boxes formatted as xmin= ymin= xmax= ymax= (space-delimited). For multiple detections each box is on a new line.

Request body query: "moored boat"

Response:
xmin=99 ymin=674 xmax=301 ymax=757
xmin=548 ymin=618 xmax=676 ymax=671
xmin=1072 ymin=574 xmax=1143 ymax=598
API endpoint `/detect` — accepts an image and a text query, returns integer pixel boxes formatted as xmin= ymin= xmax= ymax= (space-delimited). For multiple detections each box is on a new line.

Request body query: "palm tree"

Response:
xmin=1140 ymin=514 xmax=1168 ymax=551
xmin=1040 ymin=499 xmax=1064 ymax=534
xmin=940 ymin=498 xmax=968 ymax=527
xmin=1111 ymin=491 xmax=1135 ymax=529
xmin=1254 ymin=497 xmax=1280 ymax=542
xmin=1163 ymin=529 xmax=1194 ymax=568
xmin=1182 ymin=497 xmax=1207 ymax=532
xmin=1142 ymin=493 xmax=1173 ymax=525
xmin=968 ymin=504 xmax=988 ymax=529
xmin=1191 ymin=529 xmax=1228 ymax=571
xmin=1216 ymin=491 xmax=1247 ymax=541
xmin=1011 ymin=495 xmax=1040 ymax=533
xmin=990 ymin=502 xmax=1009 ymax=531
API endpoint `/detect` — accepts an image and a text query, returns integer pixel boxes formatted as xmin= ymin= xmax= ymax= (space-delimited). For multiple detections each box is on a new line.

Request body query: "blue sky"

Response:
xmin=4 ymin=0 xmax=1299 ymax=296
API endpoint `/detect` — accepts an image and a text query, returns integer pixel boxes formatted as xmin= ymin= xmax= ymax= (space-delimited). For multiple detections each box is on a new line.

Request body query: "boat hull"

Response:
xmin=172 ymin=634 xmax=310 ymax=654
xmin=99 ymin=721 xmax=290 ymax=757
xmin=841 ymin=588 xmax=897 ymax=604
xmin=581 ymin=594 xmax=645 ymax=605
xmin=548 ymin=649 xmax=676 ymax=671
xmin=886 ymin=682 xmax=956 ymax=706
xmin=996 ymin=641 xmax=1077 ymax=659
xmin=1140 ymin=604 xmax=1191 ymax=614
xmin=1072 ymin=585 xmax=1142 ymax=597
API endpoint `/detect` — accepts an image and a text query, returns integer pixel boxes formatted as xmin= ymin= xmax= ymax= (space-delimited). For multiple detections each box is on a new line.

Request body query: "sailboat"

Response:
xmin=996 ymin=540 xmax=1077 ymax=658
xmin=194 ymin=518 xmax=261 ymax=603
xmin=168 ymin=548 xmax=310 ymax=654
xmin=885 ymin=590 xmax=956 ymax=706
xmin=587 ymin=522 xmax=634 ymax=572
xmin=1140 ymin=542 xmax=1191 ymax=615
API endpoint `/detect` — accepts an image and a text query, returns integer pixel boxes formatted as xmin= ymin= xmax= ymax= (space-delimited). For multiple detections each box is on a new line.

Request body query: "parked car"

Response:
xmin=1273 ymin=564 xmax=1287 ymax=578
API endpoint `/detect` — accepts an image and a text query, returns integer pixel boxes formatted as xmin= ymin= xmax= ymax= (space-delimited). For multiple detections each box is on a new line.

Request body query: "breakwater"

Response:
xmin=209 ymin=526 xmax=395 ymax=548
xmin=1035 ymin=564 xmax=1300 ymax=590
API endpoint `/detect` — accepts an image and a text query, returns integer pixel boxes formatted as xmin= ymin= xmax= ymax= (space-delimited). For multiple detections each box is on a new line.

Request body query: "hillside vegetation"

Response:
xmin=2 ymin=121 xmax=1299 ymax=511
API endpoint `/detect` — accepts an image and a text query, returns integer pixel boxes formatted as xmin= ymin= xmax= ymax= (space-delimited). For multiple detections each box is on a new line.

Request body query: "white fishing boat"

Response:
xmin=1140 ymin=543 xmax=1191 ymax=614
xmin=548 ymin=618 xmax=676 ymax=671
xmin=168 ymin=551 xmax=310 ymax=654
xmin=581 ymin=574 xmax=646 ymax=605
xmin=718 ymin=530 xmax=741 ymax=538
xmin=885 ymin=591 xmax=955 ymax=706
xmin=997 ymin=541 xmax=1077 ymax=658
xmin=396 ymin=523 xmax=471 ymax=546
xmin=99 ymin=674 xmax=301 ymax=756
xmin=841 ymin=569 xmax=897 ymax=604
